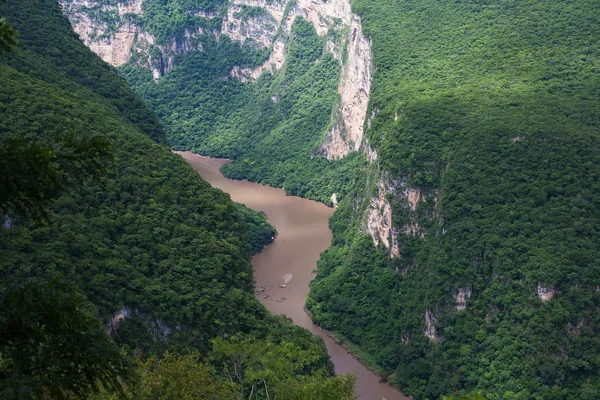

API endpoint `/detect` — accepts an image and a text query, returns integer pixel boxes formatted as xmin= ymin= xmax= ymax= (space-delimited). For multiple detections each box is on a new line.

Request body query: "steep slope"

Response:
xmin=307 ymin=0 xmax=600 ymax=399
xmin=0 ymin=0 xmax=326 ymax=371
xmin=57 ymin=0 xmax=600 ymax=398
xmin=60 ymin=0 xmax=373 ymax=204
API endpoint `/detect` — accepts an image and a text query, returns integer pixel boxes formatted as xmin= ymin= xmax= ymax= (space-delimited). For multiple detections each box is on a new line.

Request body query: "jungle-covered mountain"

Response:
xmin=307 ymin=1 xmax=600 ymax=398
xmin=60 ymin=0 xmax=372 ymax=204
xmin=61 ymin=0 xmax=600 ymax=399
xmin=0 ymin=0 xmax=356 ymax=398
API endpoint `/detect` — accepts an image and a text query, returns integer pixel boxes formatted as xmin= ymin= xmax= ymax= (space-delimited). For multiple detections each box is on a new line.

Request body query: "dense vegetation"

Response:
xmin=0 ymin=1 xmax=353 ymax=397
xmin=122 ymin=16 xmax=360 ymax=204
xmin=29 ymin=0 xmax=600 ymax=398
xmin=307 ymin=0 xmax=600 ymax=399
xmin=140 ymin=0 xmax=225 ymax=44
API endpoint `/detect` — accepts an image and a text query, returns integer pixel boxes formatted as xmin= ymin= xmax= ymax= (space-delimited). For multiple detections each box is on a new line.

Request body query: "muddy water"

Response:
xmin=177 ymin=151 xmax=407 ymax=400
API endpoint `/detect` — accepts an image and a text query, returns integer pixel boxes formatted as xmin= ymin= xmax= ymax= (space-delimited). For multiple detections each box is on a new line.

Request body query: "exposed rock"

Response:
xmin=60 ymin=0 xmax=142 ymax=66
xmin=196 ymin=10 xmax=219 ymax=19
xmin=433 ymin=192 xmax=441 ymax=207
xmin=390 ymin=228 xmax=400 ymax=257
xmin=108 ymin=307 xmax=131 ymax=335
xmin=511 ymin=136 xmax=525 ymax=142
xmin=568 ymin=318 xmax=586 ymax=336
xmin=367 ymin=108 xmax=377 ymax=129
xmin=320 ymin=16 xmax=373 ymax=160
xmin=61 ymin=0 xmax=373 ymax=145
xmin=118 ymin=0 xmax=143 ymax=16
xmin=405 ymin=187 xmax=421 ymax=211
xmin=425 ymin=308 xmax=439 ymax=342
xmin=231 ymin=39 xmax=286 ymax=82
xmin=365 ymin=141 xmax=378 ymax=163
xmin=62 ymin=0 xmax=373 ymax=150
xmin=222 ymin=1 xmax=279 ymax=47
xmin=331 ymin=193 xmax=338 ymax=208
xmin=394 ymin=186 xmax=422 ymax=238
xmin=60 ymin=0 xmax=207 ymax=78
xmin=223 ymin=0 xmax=373 ymax=160
xmin=537 ymin=283 xmax=555 ymax=302
xmin=402 ymin=221 xmax=420 ymax=236
xmin=454 ymin=287 xmax=472 ymax=311
xmin=367 ymin=178 xmax=425 ymax=253
xmin=401 ymin=333 xmax=411 ymax=345
xmin=367 ymin=176 xmax=394 ymax=249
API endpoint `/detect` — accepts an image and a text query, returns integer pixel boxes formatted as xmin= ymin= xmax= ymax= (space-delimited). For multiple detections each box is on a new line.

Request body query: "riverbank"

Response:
xmin=177 ymin=151 xmax=408 ymax=400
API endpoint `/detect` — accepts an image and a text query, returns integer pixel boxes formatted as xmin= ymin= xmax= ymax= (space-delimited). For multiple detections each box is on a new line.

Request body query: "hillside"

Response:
xmin=60 ymin=0 xmax=373 ymax=204
xmin=57 ymin=0 xmax=600 ymax=399
xmin=0 ymin=1 xmax=353 ymax=397
xmin=307 ymin=0 xmax=600 ymax=398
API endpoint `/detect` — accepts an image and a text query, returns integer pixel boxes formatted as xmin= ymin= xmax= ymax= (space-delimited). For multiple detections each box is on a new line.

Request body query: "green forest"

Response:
xmin=307 ymin=0 xmax=600 ymax=399
xmin=121 ymin=15 xmax=361 ymax=205
xmin=3 ymin=0 xmax=600 ymax=398
xmin=0 ymin=0 xmax=353 ymax=398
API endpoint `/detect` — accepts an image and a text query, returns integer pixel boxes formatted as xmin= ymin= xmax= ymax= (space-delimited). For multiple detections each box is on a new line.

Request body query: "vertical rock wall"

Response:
xmin=60 ymin=0 xmax=373 ymax=157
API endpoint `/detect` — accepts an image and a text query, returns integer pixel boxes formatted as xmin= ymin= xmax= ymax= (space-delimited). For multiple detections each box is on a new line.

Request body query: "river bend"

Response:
xmin=178 ymin=151 xmax=407 ymax=400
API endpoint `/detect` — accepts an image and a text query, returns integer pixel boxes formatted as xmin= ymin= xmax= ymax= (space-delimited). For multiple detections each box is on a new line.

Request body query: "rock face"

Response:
xmin=221 ymin=0 xmax=281 ymax=47
xmin=108 ymin=307 xmax=131 ymax=335
xmin=60 ymin=0 xmax=373 ymax=155
xmin=366 ymin=176 xmax=428 ymax=257
xmin=224 ymin=0 xmax=373 ymax=159
xmin=425 ymin=308 xmax=439 ymax=341
xmin=320 ymin=16 xmax=373 ymax=160
xmin=367 ymin=176 xmax=394 ymax=251
xmin=454 ymin=287 xmax=472 ymax=311
xmin=60 ymin=0 xmax=142 ymax=66
xmin=537 ymin=283 xmax=555 ymax=302
xmin=59 ymin=0 xmax=208 ymax=79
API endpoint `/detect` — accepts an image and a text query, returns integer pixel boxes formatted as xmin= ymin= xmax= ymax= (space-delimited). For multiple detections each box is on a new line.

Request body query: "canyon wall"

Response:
xmin=60 ymin=0 xmax=372 ymax=157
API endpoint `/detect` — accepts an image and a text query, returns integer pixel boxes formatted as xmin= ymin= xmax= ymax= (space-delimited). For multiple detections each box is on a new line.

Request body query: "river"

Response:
xmin=177 ymin=151 xmax=408 ymax=400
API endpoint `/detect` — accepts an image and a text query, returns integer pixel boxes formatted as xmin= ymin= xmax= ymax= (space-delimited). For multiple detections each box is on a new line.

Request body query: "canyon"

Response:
xmin=60 ymin=0 xmax=373 ymax=161
xmin=178 ymin=151 xmax=408 ymax=400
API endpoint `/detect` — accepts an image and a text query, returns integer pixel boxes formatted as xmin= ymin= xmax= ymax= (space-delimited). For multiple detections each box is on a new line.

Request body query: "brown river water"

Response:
xmin=177 ymin=151 xmax=408 ymax=400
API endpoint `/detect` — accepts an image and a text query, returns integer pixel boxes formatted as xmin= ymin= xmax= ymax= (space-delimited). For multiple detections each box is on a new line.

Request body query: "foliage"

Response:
xmin=0 ymin=0 xmax=17 ymax=54
xmin=140 ymin=0 xmax=226 ymax=44
xmin=210 ymin=336 xmax=356 ymax=400
xmin=0 ymin=1 xmax=341 ymax=398
xmin=307 ymin=0 xmax=600 ymax=399
xmin=56 ymin=0 xmax=600 ymax=397
xmin=121 ymin=17 xmax=359 ymax=205
xmin=0 ymin=279 xmax=131 ymax=399
xmin=2 ymin=0 xmax=166 ymax=145
xmin=0 ymin=132 xmax=112 ymax=223
xmin=90 ymin=338 xmax=355 ymax=400
xmin=89 ymin=352 xmax=238 ymax=400
xmin=442 ymin=393 xmax=485 ymax=400
xmin=238 ymin=204 xmax=277 ymax=254
xmin=0 ymin=17 xmax=18 ymax=53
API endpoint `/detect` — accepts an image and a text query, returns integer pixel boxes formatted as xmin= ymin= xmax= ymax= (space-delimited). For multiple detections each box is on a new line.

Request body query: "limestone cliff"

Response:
xmin=225 ymin=0 xmax=373 ymax=159
xmin=59 ymin=0 xmax=143 ymax=66
xmin=319 ymin=16 xmax=372 ymax=160
xmin=59 ymin=0 xmax=212 ymax=79
xmin=60 ymin=0 xmax=373 ymax=155
xmin=366 ymin=172 xmax=429 ymax=258
xmin=367 ymin=176 xmax=394 ymax=252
